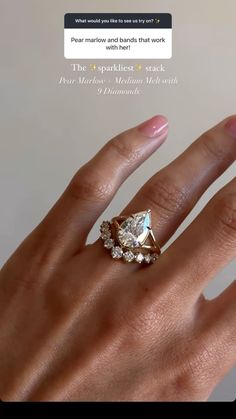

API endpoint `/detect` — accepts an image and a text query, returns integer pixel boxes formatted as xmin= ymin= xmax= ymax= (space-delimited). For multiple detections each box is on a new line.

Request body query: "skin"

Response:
xmin=0 ymin=115 xmax=235 ymax=401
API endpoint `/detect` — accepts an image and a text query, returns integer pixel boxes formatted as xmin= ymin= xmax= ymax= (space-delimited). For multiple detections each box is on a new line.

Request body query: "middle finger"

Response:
xmin=123 ymin=116 xmax=236 ymax=248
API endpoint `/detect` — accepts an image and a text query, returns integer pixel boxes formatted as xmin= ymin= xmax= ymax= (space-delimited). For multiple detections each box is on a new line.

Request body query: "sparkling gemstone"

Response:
xmin=123 ymin=250 xmax=135 ymax=263
xmin=151 ymin=253 xmax=159 ymax=263
xmin=111 ymin=246 xmax=123 ymax=259
xmin=135 ymin=253 xmax=144 ymax=263
xmin=144 ymin=254 xmax=151 ymax=264
xmin=104 ymin=238 xmax=114 ymax=249
xmin=100 ymin=221 xmax=111 ymax=232
xmin=117 ymin=211 xmax=151 ymax=248
xmin=101 ymin=230 xmax=111 ymax=240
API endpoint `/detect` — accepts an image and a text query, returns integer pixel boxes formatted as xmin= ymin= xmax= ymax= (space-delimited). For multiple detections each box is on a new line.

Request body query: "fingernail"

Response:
xmin=138 ymin=115 xmax=168 ymax=138
xmin=225 ymin=118 xmax=236 ymax=138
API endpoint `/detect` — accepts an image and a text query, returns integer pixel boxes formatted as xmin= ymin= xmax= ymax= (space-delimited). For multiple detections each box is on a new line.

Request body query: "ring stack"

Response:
xmin=100 ymin=210 xmax=161 ymax=264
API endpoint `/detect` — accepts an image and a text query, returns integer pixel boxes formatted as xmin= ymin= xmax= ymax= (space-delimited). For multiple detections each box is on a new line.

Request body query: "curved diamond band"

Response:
xmin=99 ymin=210 xmax=161 ymax=264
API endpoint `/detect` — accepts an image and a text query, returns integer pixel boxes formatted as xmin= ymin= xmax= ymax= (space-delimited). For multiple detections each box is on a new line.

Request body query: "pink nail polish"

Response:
xmin=225 ymin=118 xmax=236 ymax=138
xmin=138 ymin=115 xmax=168 ymax=138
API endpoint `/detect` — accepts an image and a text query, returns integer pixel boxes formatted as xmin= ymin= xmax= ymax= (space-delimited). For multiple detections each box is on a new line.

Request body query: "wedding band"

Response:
xmin=99 ymin=210 xmax=161 ymax=264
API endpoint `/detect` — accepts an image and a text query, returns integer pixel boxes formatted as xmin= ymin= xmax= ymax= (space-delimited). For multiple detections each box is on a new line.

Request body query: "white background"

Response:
xmin=64 ymin=28 xmax=172 ymax=59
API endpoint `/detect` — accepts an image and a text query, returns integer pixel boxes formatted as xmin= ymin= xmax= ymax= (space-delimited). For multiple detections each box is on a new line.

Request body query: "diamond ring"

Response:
xmin=99 ymin=210 xmax=161 ymax=264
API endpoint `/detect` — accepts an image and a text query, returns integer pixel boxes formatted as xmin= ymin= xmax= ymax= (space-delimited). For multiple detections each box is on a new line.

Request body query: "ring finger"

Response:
xmin=122 ymin=116 xmax=236 ymax=249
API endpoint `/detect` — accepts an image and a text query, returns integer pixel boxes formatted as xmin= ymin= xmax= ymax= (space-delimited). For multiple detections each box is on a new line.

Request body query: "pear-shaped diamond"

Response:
xmin=117 ymin=211 xmax=151 ymax=248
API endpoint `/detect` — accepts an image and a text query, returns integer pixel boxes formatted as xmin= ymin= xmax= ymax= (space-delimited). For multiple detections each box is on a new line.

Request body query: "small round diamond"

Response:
xmin=104 ymin=238 xmax=114 ymax=249
xmin=100 ymin=221 xmax=111 ymax=232
xmin=111 ymin=246 xmax=123 ymax=259
xmin=100 ymin=230 xmax=111 ymax=240
xmin=151 ymin=253 xmax=159 ymax=263
xmin=144 ymin=254 xmax=151 ymax=264
xmin=135 ymin=253 xmax=144 ymax=263
xmin=123 ymin=251 xmax=135 ymax=263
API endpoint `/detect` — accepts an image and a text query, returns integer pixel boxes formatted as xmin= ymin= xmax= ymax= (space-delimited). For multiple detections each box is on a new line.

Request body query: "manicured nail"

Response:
xmin=225 ymin=118 xmax=236 ymax=138
xmin=138 ymin=115 xmax=168 ymax=138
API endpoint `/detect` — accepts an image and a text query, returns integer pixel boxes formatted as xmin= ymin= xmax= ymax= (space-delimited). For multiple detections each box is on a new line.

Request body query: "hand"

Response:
xmin=0 ymin=115 xmax=236 ymax=401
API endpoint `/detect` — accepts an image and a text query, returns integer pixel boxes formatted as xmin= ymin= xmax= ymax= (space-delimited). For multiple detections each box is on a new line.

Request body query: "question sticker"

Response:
xmin=64 ymin=13 xmax=172 ymax=59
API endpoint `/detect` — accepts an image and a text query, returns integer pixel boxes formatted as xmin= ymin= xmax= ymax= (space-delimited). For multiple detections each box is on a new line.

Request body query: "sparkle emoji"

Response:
xmin=90 ymin=64 xmax=97 ymax=71
xmin=136 ymin=64 xmax=142 ymax=71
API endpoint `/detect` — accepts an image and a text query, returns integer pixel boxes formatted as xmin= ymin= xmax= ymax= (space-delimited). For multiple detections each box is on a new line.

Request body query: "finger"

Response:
xmin=207 ymin=279 xmax=236 ymax=353
xmin=196 ymin=280 xmax=236 ymax=387
xmin=147 ymin=176 xmax=236 ymax=301
xmin=32 ymin=115 xmax=168 ymax=260
xmin=123 ymin=116 xmax=236 ymax=247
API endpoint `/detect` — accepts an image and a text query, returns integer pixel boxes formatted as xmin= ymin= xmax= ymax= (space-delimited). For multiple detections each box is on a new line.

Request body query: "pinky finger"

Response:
xmin=202 ymin=280 xmax=236 ymax=385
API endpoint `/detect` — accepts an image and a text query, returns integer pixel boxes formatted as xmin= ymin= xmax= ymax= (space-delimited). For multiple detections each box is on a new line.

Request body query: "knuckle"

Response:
xmin=169 ymin=340 xmax=213 ymax=397
xmin=68 ymin=169 xmax=113 ymax=203
xmin=108 ymin=135 xmax=142 ymax=165
xmin=4 ymin=232 xmax=57 ymax=290
xmin=142 ymin=176 xmax=188 ymax=217
xmin=169 ymin=366 xmax=207 ymax=399
xmin=213 ymin=193 xmax=236 ymax=241
xmin=200 ymin=130 xmax=226 ymax=161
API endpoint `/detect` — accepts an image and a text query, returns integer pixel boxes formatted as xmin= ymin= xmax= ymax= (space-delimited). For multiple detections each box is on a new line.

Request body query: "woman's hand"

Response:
xmin=0 ymin=115 xmax=236 ymax=401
